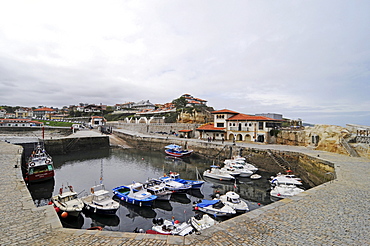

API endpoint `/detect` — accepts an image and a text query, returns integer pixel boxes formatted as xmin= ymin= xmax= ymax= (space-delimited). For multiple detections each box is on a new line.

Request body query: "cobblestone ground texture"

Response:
xmin=0 ymin=130 xmax=369 ymax=245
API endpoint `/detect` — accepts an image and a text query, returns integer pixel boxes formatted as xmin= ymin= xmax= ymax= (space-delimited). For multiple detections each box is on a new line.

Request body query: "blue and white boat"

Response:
xmin=193 ymin=199 xmax=236 ymax=217
xmin=165 ymin=144 xmax=193 ymax=158
xmin=112 ymin=182 xmax=157 ymax=207
xmin=167 ymin=172 xmax=204 ymax=189
xmin=155 ymin=176 xmax=192 ymax=193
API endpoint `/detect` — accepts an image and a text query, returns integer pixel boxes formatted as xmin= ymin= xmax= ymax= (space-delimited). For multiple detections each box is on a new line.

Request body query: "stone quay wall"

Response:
xmin=109 ymin=122 xmax=201 ymax=138
xmin=43 ymin=136 xmax=110 ymax=155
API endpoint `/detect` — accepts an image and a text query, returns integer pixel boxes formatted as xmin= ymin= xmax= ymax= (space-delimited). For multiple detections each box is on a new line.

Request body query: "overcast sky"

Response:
xmin=0 ymin=1 xmax=369 ymax=126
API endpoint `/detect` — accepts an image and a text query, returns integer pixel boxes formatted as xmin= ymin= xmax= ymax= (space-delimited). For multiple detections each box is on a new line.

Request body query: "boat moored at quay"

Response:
xmin=24 ymin=143 xmax=55 ymax=183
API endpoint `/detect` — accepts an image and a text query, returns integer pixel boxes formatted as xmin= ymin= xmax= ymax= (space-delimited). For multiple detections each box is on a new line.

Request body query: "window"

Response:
xmin=217 ymin=123 xmax=224 ymax=127
xmin=259 ymin=122 xmax=264 ymax=130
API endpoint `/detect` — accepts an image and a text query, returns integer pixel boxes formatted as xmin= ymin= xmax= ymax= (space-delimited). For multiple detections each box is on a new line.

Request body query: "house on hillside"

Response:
xmin=15 ymin=107 xmax=33 ymax=118
xmin=132 ymin=100 xmax=156 ymax=111
xmin=33 ymin=107 xmax=56 ymax=119
xmin=196 ymin=109 xmax=282 ymax=143
xmin=0 ymin=109 xmax=6 ymax=118
xmin=182 ymin=94 xmax=207 ymax=107
xmin=89 ymin=116 xmax=106 ymax=127
xmin=5 ymin=113 xmax=16 ymax=119
xmin=115 ymin=102 xmax=135 ymax=111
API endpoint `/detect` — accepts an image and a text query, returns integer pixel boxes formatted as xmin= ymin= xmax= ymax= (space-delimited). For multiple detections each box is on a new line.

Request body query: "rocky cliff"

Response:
xmin=177 ymin=109 xmax=212 ymax=124
xmin=277 ymin=124 xmax=369 ymax=157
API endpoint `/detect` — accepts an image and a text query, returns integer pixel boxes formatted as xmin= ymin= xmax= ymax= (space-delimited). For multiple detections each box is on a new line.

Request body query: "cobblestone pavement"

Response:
xmin=1 ymin=130 xmax=369 ymax=245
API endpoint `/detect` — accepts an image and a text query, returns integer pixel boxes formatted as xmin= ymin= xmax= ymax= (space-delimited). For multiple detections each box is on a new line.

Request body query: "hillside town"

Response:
xmin=0 ymin=93 xmax=294 ymax=128
xmin=1 ymin=93 xmax=369 ymax=158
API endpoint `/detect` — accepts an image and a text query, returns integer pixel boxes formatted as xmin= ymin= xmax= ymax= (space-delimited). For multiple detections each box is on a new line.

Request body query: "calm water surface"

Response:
xmin=28 ymin=147 xmax=275 ymax=232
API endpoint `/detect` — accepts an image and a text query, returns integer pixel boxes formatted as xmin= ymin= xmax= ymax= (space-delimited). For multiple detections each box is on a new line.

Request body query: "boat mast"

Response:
xmin=100 ymin=160 xmax=103 ymax=184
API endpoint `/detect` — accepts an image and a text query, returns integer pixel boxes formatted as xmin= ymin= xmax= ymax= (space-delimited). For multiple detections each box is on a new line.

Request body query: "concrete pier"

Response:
xmin=1 ymin=129 xmax=369 ymax=245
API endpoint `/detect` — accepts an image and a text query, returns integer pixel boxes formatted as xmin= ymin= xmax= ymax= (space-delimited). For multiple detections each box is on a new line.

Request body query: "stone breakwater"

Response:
xmin=1 ymin=129 xmax=370 ymax=245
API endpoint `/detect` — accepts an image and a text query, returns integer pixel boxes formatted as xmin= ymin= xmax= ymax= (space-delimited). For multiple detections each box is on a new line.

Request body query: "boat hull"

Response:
xmin=112 ymin=186 xmax=157 ymax=207
xmin=203 ymin=172 xmax=235 ymax=181
xmin=27 ymin=170 xmax=55 ymax=183
xmin=165 ymin=149 xmax=193 ymax=158
xmin=83 ymin=204 xmax=118 ymax=215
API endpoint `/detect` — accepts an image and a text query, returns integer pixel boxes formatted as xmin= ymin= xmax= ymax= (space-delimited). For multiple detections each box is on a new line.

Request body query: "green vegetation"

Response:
xmin=172 ymin=96 xmax=187 ymax=109
xmin=37 ymin=120 xmax=73 ymax=127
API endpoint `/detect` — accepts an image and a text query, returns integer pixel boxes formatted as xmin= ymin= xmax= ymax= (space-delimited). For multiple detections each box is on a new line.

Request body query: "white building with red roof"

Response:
xmin=181 ymin=94 xmax=207 ymax=107
xmin=196 ymin=109 xmax=282 ymax=143
xmin=33 ymin=107 xmax=56 ymax=119
xmin=89 ymin=116 xmax=106 ymax=127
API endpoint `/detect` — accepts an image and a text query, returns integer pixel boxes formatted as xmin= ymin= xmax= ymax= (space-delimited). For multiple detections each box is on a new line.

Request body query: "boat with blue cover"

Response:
xmin=165 ymin=144 xmax=193 ymax=158
xmin=167 ymin=172 xmax=204 ymax=189
xmin=157 ymin=176 xmax=192 ymax=193
xmin=112 ymin=182 xmax=157 ymax=207
xmin=193 ymin=199 xmax=236 ymax=217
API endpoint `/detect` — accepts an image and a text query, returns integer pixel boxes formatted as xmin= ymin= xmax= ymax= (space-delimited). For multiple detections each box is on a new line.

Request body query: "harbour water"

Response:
xmin=27 ymin=147 xmax=276 ymax=232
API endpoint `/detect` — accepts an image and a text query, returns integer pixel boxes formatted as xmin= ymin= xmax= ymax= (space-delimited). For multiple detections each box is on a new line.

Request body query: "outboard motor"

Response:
xmin=157 ymin=218 xmax=164 ymax=225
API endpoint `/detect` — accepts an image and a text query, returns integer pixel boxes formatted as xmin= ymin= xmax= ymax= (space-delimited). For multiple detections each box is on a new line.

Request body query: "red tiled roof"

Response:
xmin=33 ymin=107 xmax=55 ymax=112
xmin=178 ymin=129 xmax=192 ymax=132
xmin=196 ymin=123 xmax=225 ymax=131
xmin=211 ymin=109 xmax=239 ymax=114
xmin=227 ymin=113 xmax=277 ymax=121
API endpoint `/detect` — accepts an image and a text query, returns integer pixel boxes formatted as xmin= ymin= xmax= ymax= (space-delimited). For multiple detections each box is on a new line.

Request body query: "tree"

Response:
xmin=172 ymin=96 xmax=187 ymax=109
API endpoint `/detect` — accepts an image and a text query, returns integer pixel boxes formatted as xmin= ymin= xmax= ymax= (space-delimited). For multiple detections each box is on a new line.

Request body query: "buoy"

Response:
xmin=61 ymin=212 xmax=68 ymax=218
xmin=48 ymin=201 xmax=53 ymax=205
xmin=174 ymin=220 xmax=180 ymax=224
xmin=54 ymin=207 xmax=60 ymax=213
xmin=142 ymin=158 xmax=144 ymax=160
xmin=194 ymin=206 xmax=199 ymax=210
xmin=257 ymin=203 xmax=261 ymax=206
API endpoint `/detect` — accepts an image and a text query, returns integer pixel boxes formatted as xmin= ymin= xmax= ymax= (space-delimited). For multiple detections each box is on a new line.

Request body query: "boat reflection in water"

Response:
xmin=114 ymin=197 xmax=157 ymax=219
xmin=153 ymin=200 xmax=173 ymax=211
xmin=187 ymin=189 xmax=204 ymax=199
xmin=83 ymin=211 xmax=120 ymax=228
xmin=60 ymin=213 xmax=84 ymax=229
xmin=170 ymin=193 xmax=191 ymax=204
xmin=27 ymin=178 xmax=55 ymax=207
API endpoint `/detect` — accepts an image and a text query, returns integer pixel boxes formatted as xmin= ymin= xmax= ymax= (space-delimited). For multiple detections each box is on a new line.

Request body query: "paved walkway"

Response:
xmin=0 ymin=129 xmax=369 ymax=245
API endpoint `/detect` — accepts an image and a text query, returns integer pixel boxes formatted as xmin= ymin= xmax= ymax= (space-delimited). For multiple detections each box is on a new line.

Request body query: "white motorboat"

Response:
xmin=270 ymin=184 xmax=304 ymax=199
xmin=203 ymin=166 xmax=235 ymax=181
xmin=148 ymin=218 xmax=194 ymax=236
xmin=217 ymin=191 xmax=249 ymax=213
xmin=189 ymin=213 xmax=218 ymax=231
xmin=81 ymin=184 xmax=120 ymax=215
xmin=143 ymin=180 xmax=173 ymax=200
xmin=193 ymin=199 xmax=236 ymax=217
xmin=224 ymin=157 xmax=258 ymax=173
xmin=270 ymin=173 xmax=302 ymax=186
xmin=156 ymin=176 xmax=192 ymax=193
xmin=52 ymin=185 xmax=84 ymax=217
xmin=223 ymin=163 xmax=253 ymax=177
xmin=250 ymin=174 xmax=262 ymax=180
